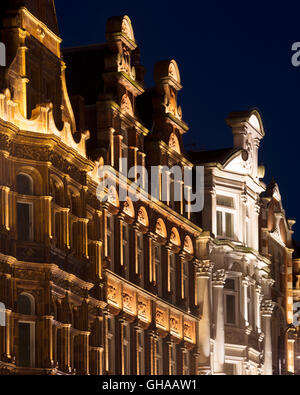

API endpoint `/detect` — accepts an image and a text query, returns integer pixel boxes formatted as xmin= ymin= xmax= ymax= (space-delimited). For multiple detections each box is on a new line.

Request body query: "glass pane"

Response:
xmin=17 ymin=203 xmax=31 ymax=241
xmin=19 ymin=323 xmax=31 ymax=367
xmin=17 ymin=295 xmax=32 ymax=315
xmin=17 ymin=174 xmax=32 ymax=195
xmin=226 ymin=294 xmax=236 ymax=324
xmin=217 ymin=211 xmax=223 ymax=236
xmin=217 ymin=195 xmax=234 ymax=208
xmin=225 ymin=212 xmax=233 ymax=238
xmin=225 ymin=279 xmax=235 ymax=290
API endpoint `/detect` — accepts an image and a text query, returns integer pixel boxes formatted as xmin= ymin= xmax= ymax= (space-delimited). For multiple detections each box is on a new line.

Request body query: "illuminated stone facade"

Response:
xmin=0 ymin=0 xmax=296 ymax=375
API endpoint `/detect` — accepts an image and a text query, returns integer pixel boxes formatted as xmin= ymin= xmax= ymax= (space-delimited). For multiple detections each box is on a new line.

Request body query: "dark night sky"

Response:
xmin=55 ymin=0 xmax=300 ymax=237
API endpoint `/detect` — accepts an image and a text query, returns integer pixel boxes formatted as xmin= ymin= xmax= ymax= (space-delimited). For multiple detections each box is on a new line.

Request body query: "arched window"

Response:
xmin=17 ymin=293 xmax=35 ymax=315
xmin=17 ymin=293 xmax=35 ymax=368
xmin=16 ymin=174 xmax=33 ymax=195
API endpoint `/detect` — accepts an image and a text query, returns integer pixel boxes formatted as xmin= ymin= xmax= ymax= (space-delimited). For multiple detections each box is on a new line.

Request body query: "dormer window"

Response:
xmin=216 ymin=195 xmax=235 ymax=239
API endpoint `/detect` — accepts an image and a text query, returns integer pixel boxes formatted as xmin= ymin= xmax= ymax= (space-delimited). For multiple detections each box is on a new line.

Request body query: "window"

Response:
xmin=106 ymin=214 xmax=114 ymax=270
xmin=17 ymin=293 xmax=35 ymax=368
xmin=224 ymin=278 xmax=238 ymax=325
xmin=123 ymin=322 xmax=131 ymax=375
xmin=245 ymin=207 xmax=251 ymax=247
xmin=16 ymin=174 xmax=33 ymax=196
xmin=107 ymin=316 xmax=115 ymax=373
xmin=170 ymin=253 xmax=176 ymax=304
xmin=183 ymin=261 xmax=189 ymax=303
xmin=137 ymin=330 xmax=145 ymax=375
xmin=182 ymin=350 xmax=190 ymax=375
xmin=216 ymin=195 xmax=235 ymax=239
xmin=156 ymin=337 xmax=163 ymax=374
xmin=17 ymin=202 xmax=33 ymax=241
xmin=122 ymin=223 xmax=129 ymax=279
xmin=170 ymin=342 xmax=177 ymax=375
xmin=154 ymin=245 xmax=162 ymax=296
xmin=137 ymin=233 xmax=144 ymax=286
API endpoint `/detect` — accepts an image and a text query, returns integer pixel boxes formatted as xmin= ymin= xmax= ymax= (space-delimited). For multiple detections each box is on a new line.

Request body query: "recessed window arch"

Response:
xmin=17 ymin=293 xmax=35 ymax=315
xmin=16 ymin=173 xmax=33 ymax=196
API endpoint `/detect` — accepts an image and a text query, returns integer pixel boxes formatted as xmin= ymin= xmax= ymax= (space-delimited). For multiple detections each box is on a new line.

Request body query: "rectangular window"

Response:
xmin=122 ymin=223 xmax=129 ymax=279
xmin=170 ymin=254 xmax=176 ymax=304
xmin=154 ymin=245 xmax=162 ymax=296
xmin=226 ymin=295 xmax=236 ymax=324
xmin=137 ymin=330 xmax=145 ymax=375
xmin=19 ymin=322 xmax=31 ymax=367
xmin=217 ymin=211 xmax=223 ymax=237
xmin=137 ymin=233 xmax=144 ymax=286
xmin=216 ymin=195 xmax=235 ymax=239
xmin=170 ymin=343 xmax=177 ymax=375
xmin=17 ymin=202 xmax=33 ymax=241
xmin=107 ymin=316 xmax=115 ymax=373
xmin=106 ymin=214 xmax=114 ymax=270
xmin=224 ymin=278 xmax=238 ymax=325
xmin=156 ymin=337 xmax=163 ymax=374
xmin=123 ymin=323 xmax=131 ymax=375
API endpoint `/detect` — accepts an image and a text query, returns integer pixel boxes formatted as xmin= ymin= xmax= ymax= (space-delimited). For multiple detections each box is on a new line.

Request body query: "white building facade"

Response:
xmin=191 ymin=110 xmax=287 ymax=375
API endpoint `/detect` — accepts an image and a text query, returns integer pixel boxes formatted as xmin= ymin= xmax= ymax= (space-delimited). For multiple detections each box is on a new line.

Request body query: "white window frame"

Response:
xmin=216 ymin=194 xmax=237 ymax=240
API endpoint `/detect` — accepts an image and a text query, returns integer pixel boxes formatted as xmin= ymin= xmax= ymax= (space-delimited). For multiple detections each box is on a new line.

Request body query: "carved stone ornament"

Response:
xmin=107 ymin=284 xmax=117 ymax=303
xmin=170 ymin=317 xmax=179 ymax=333
xmin=184 ymin=323 xmax=192 ymax=340
xmin=122 ymin=292 xmax=133 ymax=311
xmin=212 ymin=269 xmax=226 ymax=287
xmin=196 ymin=261 xmax=213 ymax=278
xmin=137 ymin=208 xmax=147 ymax=227
xmin=138 ymin=300 xmax=147 ymax=317
xmin=261 ymin=300 xmax=276 ymax=317
xmin=156 ymin=310 xmax=165 ymax=327
xmin=121 ymin=94 xmax=134 ymax=116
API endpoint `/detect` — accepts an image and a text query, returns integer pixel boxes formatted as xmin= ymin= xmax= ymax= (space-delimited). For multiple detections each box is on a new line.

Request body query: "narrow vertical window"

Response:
xmin=123 ymin=322 xmax=131 ymax=375
xmin=170 ymin=253 xmax=176 ymax=304
xmin=17 ymin=203 xmax=33 ymax=241
xmin=137 ymin=233 xmax=144 ymax=286
xmin=17 ymin=293 xmax=35 ymax=368
xmin=224 ymin=278 xmax=238 ymax=325
xmin=107 ymin=315 xmax=115 ymax=373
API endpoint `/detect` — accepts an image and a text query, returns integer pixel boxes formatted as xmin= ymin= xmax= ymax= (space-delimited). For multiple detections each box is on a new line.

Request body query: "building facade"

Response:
xmin=0 ymin=0 xmax=296 ymax=375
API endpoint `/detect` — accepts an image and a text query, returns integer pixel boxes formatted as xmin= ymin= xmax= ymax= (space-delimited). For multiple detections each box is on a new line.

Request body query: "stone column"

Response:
xmin=58 ymin=324 xmax=71 ymax=373
xmin=212 ymin=269 xmax=226 ymax=374
xmin=255 ymin=285 xmax=262 ymax=333
xmin=39 ymin=316 xmax=54 ymax=369
xmin=242 ymin=277 xmax=250 ymax=328
xmin=261 ymin=300 xmax=275 ymax=375
xmin=195 ymin=259 xmax=213 ymax=374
